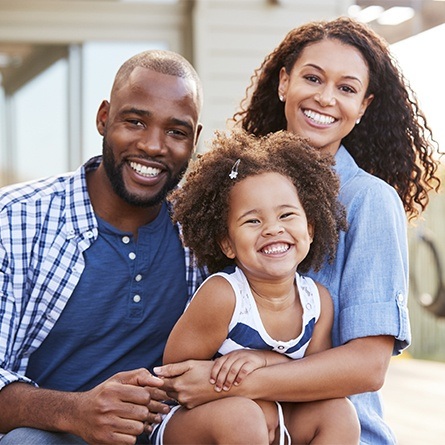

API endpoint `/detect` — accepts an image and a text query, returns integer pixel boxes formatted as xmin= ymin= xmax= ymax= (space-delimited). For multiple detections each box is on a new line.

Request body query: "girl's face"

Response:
xmin=220 ymin=172 xmax=313 ymax=283
xmin=278 ymin=39 xmax=374 ymax=156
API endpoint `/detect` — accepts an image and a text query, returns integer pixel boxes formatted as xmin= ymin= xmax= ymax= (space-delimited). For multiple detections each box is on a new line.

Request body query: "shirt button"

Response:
xmin=129 ymin=252 xmax=136 ymax=260
xmin=277 ymin=345 xmax=285 ymax=350
xmin=306 ymin=303 xmax=312 ymax=310
xmin=133 ymin=295 xmax=141 ymax=303
xmin=122 ymin=236 xmax=130 ymax=244
xmin=397 ymin=293 xmax=404 ymax=303
xmin=135 ymin=274 xmax=142 ymax=282
xmin=85 ymin=231 xmax=94 ymax=239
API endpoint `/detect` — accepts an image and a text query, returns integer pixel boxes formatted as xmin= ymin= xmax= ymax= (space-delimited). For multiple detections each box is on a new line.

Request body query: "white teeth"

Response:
xmin=262 ymin=243 xmax=290 ymax=255
xmin=129 ymin=162 xmax=161 ymax=177
xmin=304 ymin=110 xmax=335 ymax=125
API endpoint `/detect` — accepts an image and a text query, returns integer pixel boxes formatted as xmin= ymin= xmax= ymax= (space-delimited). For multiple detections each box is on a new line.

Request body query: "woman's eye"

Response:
xmin=340 ymin=85 xmax=356 ymax=94
xmin=305 ymin=75 xmax=320 ymax=84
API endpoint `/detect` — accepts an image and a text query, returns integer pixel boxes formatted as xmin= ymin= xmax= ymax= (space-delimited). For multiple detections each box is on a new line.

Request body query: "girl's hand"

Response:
xmin=210 ymin=350 xmax=271 ymax=391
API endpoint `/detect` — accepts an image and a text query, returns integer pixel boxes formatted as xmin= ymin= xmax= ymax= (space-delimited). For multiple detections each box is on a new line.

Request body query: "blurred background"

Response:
xmin=0 ymin=1 xmax=444 ymax=441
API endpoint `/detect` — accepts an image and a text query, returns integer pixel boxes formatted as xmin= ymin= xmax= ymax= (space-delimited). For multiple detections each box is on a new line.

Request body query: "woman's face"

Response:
xmin=278 ymin=39 xmax=374 ymax=156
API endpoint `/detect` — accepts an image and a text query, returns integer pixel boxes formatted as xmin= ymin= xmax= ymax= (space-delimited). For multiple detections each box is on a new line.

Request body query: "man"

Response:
xmin=0 ymin=49 xmax=204 ymax=445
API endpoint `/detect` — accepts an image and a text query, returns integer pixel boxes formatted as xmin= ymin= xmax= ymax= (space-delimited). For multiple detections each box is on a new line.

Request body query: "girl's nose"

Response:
xmin=263 ymin=221 xmax=285 ymax=236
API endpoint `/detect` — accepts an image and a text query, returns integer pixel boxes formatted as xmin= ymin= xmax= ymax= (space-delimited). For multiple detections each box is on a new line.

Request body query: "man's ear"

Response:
xmin=96 ymin=100 xmax=110 ymax=136
xmin=219 ymin=237 xmax=236 ymax=259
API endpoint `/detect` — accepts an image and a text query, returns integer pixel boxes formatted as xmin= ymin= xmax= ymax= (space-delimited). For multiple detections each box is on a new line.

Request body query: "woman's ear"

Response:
xmin=219 ymin=237 xmax=236 ymax=259
xmin=358 ymin=93 xmax=374 ymax=121
xmin=278 ymin=67 xmax=290 ymax=101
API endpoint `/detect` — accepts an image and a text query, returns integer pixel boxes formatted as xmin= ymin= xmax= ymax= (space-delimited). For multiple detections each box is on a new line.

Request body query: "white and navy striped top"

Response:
xmin=212 ymin=266 xmax=321 ymax=360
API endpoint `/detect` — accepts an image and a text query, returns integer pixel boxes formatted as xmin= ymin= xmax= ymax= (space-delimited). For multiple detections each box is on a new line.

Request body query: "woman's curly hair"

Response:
xmin=232 ymin=16 xmax=441 ymax=220
xmin=169 ymin=130 xmax=347 ymax=275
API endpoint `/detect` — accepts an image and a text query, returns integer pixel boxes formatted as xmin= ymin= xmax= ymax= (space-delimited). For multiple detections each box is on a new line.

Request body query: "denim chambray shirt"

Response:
xmin=308 ymin=146 xmax=410 ymax=445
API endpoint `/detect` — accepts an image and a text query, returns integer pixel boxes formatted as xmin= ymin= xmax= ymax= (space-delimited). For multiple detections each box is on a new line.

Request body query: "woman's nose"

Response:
xmin=315 ymin=87 xmax=336 ymax=107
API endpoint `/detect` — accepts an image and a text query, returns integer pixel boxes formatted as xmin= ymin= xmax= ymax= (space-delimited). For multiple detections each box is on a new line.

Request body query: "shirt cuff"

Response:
xmin=339 ymin=291 xmax=411 ymax=355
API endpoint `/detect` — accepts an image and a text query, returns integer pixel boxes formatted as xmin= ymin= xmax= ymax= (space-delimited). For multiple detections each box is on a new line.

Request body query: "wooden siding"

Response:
xmin=192 ymin=0 xmax=353 ymax=149
xmin=408 ymin=190 xmax=445 ymax=361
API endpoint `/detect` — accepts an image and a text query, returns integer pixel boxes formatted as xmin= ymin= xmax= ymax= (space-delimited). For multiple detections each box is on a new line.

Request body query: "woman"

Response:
xmin=155 ymin=17 xmax=441 ymax=444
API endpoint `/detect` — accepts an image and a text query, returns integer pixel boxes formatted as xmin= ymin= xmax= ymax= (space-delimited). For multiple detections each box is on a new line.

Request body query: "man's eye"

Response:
xmin=128 ymin=119 xmax=143 ymax=126
xmin=167 ymin=129 xmax=187 ymax=137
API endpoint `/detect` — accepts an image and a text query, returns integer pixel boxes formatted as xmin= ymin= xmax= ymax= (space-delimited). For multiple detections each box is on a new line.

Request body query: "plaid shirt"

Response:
xmin=0 ymin=156 xmax=204 ymax=390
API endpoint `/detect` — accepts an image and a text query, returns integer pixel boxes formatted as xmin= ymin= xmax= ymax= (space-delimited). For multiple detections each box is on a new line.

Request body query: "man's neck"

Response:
xmin=86 ymin=166 xmax=163 ymax=237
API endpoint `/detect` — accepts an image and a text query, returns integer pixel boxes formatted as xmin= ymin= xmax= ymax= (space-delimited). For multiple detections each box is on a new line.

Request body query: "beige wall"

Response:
xmin=192 ymin=0 xmax=353 ymax=150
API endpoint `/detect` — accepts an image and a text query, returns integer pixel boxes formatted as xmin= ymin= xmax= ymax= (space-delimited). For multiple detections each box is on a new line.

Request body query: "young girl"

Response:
xmin=151 ymin=130 xmax=357 ymax=444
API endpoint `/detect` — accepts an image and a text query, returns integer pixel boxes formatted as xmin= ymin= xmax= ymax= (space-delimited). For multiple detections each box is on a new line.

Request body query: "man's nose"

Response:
xmin=137 ymin=128 xmax=164 ymax=155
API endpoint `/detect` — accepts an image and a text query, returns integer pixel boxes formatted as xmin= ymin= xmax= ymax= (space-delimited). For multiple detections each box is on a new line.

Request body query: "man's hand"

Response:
xmin=70 ymin=368 xmax=165 ymax=444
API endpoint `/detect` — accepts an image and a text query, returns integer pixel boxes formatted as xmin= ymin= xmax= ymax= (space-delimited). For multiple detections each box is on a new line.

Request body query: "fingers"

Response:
xmin=89 ymin=417 xmax=147 ymax=445
xmin=112 ymin=368 xmax=164 ymax=388
xmin=212 ymin=358 xmax=247 ymax=391
xmin=154 ymin=361 xmax=191 ymax=378
xmin=149 ymin=387 xmax=169 ymax=402
xmin=211 ymin=355 xmax=259 ymax=391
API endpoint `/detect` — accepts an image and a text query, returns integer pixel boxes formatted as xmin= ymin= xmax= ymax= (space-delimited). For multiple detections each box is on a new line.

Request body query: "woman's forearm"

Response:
xmin=156 ymin=335 xmax=394 ymax=408
xmin=234 ymin=336 xmax=394 ymax=402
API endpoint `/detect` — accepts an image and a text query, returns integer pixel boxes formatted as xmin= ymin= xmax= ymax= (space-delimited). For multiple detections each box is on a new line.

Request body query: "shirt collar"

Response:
xmin=65 ymin=156 xmax=101 ymax=238
xmin=334 ymin=145 xmax=360 ymax=190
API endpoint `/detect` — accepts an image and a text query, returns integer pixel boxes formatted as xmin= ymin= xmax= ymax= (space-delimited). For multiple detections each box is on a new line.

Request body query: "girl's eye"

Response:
xmin=245 ymin=219 xmax=260 ymax=225
xmin=280 ymin=212 xmax=294 ymax=219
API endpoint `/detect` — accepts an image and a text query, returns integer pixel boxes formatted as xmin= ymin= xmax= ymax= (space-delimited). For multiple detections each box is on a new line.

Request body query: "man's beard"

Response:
xmin=101 ymin=136 xmax=188 ymax=208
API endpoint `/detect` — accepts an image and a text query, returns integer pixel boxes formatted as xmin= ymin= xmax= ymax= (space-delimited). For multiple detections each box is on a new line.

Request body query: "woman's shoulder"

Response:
xmin=342 ymin=167 xmax=402 ymax=210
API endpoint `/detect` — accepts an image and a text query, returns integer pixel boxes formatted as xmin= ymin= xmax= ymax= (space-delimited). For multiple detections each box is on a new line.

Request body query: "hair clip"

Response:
xmin=229 ymin=159 xmax=241 ymax=179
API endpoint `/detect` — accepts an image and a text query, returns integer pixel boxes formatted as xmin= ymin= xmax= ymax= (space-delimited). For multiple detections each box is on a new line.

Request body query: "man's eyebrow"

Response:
xmin=169 ymin=117 xmax=194 ymax=132
xmin=120 ymin=108 xmax=194 ymax=131
xmin=119 ymin=107 xmax=150 ymax=117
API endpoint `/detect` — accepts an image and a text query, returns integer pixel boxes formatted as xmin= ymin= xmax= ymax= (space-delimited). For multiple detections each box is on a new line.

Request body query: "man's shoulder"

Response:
xmin=0 ymin=156 xmax=100 ymax=212
xmin=0 ymin=172 xmax=73 ymax=211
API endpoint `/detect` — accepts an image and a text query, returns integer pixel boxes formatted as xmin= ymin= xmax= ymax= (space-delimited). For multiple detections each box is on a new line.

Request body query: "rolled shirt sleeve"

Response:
xmin=336 ymin=178 xmax=410 ymax=353
xmin=308 ymin=147 xmax=410 ymax=355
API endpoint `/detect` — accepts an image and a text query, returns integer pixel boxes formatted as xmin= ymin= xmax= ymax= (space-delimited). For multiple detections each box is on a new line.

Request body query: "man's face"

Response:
xmin=96 ymin=67 xmax=202 ymax=207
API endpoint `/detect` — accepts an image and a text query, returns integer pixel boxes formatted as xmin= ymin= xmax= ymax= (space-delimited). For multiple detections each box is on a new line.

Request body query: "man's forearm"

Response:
xmin=0 ymin=382 xmax=80 ymax=434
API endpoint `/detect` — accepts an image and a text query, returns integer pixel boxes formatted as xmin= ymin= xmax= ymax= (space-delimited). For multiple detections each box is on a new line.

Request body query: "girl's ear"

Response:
xmin=219 ymin=237 xmax=236 ymax=259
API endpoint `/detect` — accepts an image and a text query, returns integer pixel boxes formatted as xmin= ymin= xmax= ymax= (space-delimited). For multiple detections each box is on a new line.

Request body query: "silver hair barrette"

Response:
xmin=229 ymin=159 xmax=241 ymax=179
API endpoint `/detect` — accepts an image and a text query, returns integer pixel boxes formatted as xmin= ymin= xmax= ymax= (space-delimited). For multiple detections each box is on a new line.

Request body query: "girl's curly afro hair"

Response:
xmin=169 ymin=130 xmax=347 ymax=275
